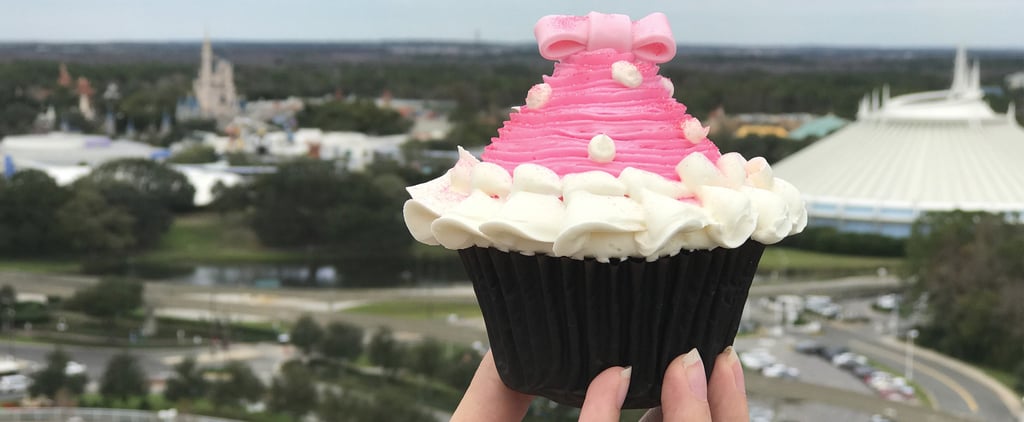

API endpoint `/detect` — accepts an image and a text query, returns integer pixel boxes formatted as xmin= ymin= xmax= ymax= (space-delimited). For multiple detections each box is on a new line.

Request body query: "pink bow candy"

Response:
xmin=534 ymin=12 xmax=676 ymax=63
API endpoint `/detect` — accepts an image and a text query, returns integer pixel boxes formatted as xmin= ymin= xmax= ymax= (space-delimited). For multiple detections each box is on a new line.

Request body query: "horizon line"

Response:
xmin=2 ymin=38 xmax=1024 ymax=52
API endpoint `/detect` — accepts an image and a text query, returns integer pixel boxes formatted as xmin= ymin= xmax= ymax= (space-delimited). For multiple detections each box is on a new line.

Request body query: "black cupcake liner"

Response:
xmin=458 ymin=240 xmax=765 ymax=409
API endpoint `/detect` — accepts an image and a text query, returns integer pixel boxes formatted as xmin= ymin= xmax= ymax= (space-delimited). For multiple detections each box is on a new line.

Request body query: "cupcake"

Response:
xmin=403 ymin=12 xmax=806 ymax=408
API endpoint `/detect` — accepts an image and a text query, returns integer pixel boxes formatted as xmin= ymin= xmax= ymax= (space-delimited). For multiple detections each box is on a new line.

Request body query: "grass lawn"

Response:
xmin=0 ymin=259 xmax=79 ymax=274
xmin=345 ymin=300 xmax=482 ymax=320
xmin=137 ymin=212 xmax=308 ymax=265
xmin=758 ymin=247 xmax=902 ymax=273
xmin=981 ymin=366 xmax=1021 ymax=394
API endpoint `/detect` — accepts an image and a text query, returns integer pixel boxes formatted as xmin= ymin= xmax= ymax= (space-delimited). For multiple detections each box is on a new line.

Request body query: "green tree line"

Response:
xmin=906 ymin=211 xmax=1024 ymax=391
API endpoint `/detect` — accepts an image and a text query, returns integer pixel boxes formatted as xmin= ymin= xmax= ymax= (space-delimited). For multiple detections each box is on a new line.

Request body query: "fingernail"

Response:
xmin=724 ymin=346 xmax=745 ymax=391
xmin=680 ymin=348 xmax=708 ymax=402
xmin=617 ymin=366 xmax=632 ymax=405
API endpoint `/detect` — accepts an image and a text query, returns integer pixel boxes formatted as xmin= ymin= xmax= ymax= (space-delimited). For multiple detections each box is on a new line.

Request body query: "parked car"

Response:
xmin=794 ymin=339 xmax=823 ymax=355
xmin=0 ymin=374 xmax=28 ymax=394
xmin=739 ymin=349 xmax=776 ymax=370
xmin=761 ymin=363 xmax=800 ymax=379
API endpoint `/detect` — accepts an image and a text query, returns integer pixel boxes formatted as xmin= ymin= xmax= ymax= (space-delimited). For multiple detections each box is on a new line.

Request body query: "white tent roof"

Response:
xmin=774 ymin=47 xmax=1024 ymax=216
xmin=773 ymin=118 xmax=1024 ymax=213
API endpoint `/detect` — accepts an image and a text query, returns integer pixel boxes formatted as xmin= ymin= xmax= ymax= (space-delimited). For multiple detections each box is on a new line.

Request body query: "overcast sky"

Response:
xmin=1 ymin=0 xmax=1022 ymax=48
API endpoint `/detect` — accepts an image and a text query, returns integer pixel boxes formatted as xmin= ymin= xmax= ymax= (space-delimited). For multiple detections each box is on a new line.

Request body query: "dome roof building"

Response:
xmin=773 ymin=47 xmax=1024 ymax=237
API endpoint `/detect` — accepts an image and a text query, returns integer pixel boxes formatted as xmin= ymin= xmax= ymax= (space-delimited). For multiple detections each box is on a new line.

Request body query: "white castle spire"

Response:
xmin=856 ymin=46 xmax=998 ymax=122
xmin=191 ymin=31 xmax=239 ymax=124
xmin=969 ymin=60 xmax=981 ymax=92
xmin=950 ymin=45 xmax=968 ymax=96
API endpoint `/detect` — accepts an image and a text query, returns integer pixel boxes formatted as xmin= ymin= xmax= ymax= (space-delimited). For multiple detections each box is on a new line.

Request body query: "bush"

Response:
xmin=778 ymin=226 xmax=905 ymax=257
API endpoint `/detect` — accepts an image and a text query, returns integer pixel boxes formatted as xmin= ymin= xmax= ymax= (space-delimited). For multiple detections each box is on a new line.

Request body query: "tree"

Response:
xmin=209 ymin=361 xmax=265 ymax=409
xmin=88 ymin=180 xmax=173 ymax=249
xmin=29 ymin=348 xmax=88 ymax=401
xmin=441 ymin=346 xmax=481 ymax=390
xmin=907 ymin=211 xmax=1024 ymax=371
xmin=368 ymin=326 xmax=403 ymax=377
xmin=408 ymin=338 xmax=444 ymax=379
xmin=289 ymin=314 xmax=323 ymax=355
xmin=0 ymin=285 xmax=15 ymax=310
xmin=168 ymin=144 xmax=218 ymax=164
xmin=319 ymin=321 xmax=364 ymax=362
xmin=56 ymin=185 xmax=136 ymax=263
xmin=100 ymin=352 xmax=149 ymax=401
xmin=64 ymin=278 xmax=144 ymax=324
xmin=319 ymin=390 xmax=435 ymax=422
xmin=83 ymin=158 xmax=195 ymax=212
xmin=164 ymin=356 xmax=207 ymax=404
xmin=268 ymin=360 xmax=317 ymax=418
xmin=0 ymin=169 xmax=70 ymax=255
xmin=248 ymin=160 xmax=346 ymax=249
xmin=296 ymin=99 xmax=412 ymax=135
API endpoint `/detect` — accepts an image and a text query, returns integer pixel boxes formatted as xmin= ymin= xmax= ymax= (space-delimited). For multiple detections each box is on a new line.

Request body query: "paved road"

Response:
xmin=819 ymin=322 xmax=1017 ymax=422
xmin=3 ymin=341 xmax=290 ymax=384
xmin=2 ymin=270 xmax=1013 ymax=421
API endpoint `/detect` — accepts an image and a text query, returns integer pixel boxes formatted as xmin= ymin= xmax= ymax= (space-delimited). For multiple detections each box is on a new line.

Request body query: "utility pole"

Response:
xmin=905 ymin=329 xmax=918 ymax=381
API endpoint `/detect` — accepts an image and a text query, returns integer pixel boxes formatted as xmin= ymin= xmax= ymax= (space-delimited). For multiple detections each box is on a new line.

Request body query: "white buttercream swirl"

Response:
xmin=403 ymin=149 xmax=807 ymax=262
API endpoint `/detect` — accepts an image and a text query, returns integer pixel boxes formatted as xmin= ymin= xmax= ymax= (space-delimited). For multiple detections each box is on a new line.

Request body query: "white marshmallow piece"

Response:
xmin=587 ymin=133 xmax=616 ymax=163
xmin=716 ymin=152 xmax=747 ymax=188
xmin=470 ymin=162 xmax=512 ymax=199
xmin=681 ymin=116 xmax=710 ymax=144
xmin=525 ymin=83 xmax=552 ymax=109
xmin=611 ymin=61 xmax=643 ymax=88
xmin=661 ymin=76 xmax=674 ymax=97
xmin=511 ymin=163 xmax=562 ymax=195
xmin=744 ymin=157 xmax=775 ymax=190
xmin=676 ymin=152 xmax=726 ymax=190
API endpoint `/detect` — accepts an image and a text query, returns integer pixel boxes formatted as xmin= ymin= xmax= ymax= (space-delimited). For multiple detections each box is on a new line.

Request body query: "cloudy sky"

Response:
xmin=1 ymin=0 xmax=1022 ymax=48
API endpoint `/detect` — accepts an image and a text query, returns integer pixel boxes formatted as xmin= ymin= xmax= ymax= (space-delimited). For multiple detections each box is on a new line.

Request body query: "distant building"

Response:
xmin=733 ymin=124 xmax=789 ymax=139
xmin=75 ymin=76 xmax=96 ymax=120
xmin=787 ymin=114 xmax=849 ymax=140
xmin=1007 ymin=71 xmax=1024 ymax=90
xmin=374 ymin=94 xmax=456 ymax=141
xmin=0 ymin=132 xmax=240 ymax=206
xmin=199 ymin=128 xmax=406 ymax=172
xmin=183 ymin=33 xmax=240 ymax=124
xmin=774 ymin=47 xmax=1024 ymax=237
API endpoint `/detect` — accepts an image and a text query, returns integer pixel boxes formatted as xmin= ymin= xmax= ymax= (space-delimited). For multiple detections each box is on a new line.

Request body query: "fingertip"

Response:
xmin=708 ymin=346 xmax=749 ymax=421
xmin=579 ymin=365 xmax=631 ymax=422
xmin=661 ymin=349 xmax=712 ymax=421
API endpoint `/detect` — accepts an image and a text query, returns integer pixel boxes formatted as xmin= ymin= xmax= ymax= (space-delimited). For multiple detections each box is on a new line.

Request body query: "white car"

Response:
xmin=0 ymin=374 xmax=29 ymax=393
xmin=739 ymin=349 xmax=776 ymax=370
xmin=65 ymin=361 xmax=87 ymax=376
xmin=761 ymin=363 xmax=800 ymax=379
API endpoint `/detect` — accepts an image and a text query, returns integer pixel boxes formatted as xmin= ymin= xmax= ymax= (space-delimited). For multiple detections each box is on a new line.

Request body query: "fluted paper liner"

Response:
xmin=458 ymin=241 xmax=765 ymax=409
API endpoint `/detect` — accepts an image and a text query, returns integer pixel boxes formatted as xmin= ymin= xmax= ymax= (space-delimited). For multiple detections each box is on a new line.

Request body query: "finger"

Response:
xmin=451 ymin=351 xmax=534 ymax=422
xmin=708 ymin=346 xmax=749 ymax=421
xmin=578 ymin=366 xmax=632 ymax=422
xmin=660 ymin=348 xmax=712 ymax=422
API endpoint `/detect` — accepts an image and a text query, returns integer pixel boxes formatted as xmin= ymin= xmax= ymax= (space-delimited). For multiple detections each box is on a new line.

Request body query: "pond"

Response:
xmin=119 ymin=254 xmax=468 ymax=288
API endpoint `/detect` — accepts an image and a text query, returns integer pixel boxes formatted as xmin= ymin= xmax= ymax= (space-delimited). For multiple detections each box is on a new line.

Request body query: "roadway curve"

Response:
xmin=822 ymin=323 xmax=1017 ymax=422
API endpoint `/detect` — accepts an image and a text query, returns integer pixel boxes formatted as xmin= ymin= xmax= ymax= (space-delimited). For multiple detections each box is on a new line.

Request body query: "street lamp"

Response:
xmin=5 ymin=308 xmax=15 ymax=357
xmin=904 ymin=328 xmax=919 ymax=381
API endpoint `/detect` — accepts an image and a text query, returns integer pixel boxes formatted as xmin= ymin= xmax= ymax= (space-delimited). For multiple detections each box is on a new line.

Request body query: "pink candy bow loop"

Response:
xmin=534 ymin=12 xmax=676 ymax=63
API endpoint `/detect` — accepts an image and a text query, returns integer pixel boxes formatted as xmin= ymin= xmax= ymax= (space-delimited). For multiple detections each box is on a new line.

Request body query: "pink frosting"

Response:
xmin=481 ymin=49 xmax=722 ymax=180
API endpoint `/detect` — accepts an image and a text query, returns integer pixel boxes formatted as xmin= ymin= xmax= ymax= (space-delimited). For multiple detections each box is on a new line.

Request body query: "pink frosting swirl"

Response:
xmin=481 ymin=50 xmax=721 ymax=180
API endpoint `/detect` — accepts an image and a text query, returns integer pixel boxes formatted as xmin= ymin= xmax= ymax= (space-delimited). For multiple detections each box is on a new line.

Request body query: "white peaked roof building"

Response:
xmin=773 ymin=47 xmax=1024 ymax=237
xmin=1 ymin=132 xmax=241 ymax=207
